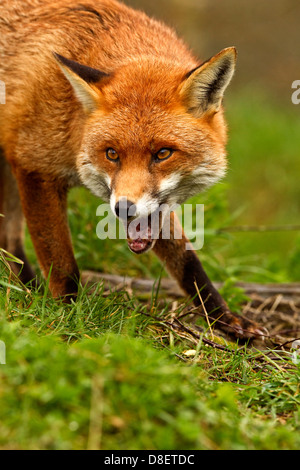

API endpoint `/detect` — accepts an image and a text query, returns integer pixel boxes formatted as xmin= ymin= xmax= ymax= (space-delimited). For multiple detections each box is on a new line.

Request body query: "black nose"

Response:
xmin=115 ymin=200 xmax=137 ymax=220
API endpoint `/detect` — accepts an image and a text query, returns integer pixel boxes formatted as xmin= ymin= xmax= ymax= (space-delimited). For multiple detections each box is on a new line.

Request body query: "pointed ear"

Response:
xmin=53 ymin=53 xmax=110 ymax=113
xmin=180 ymin=47 xmax=237 ymax=117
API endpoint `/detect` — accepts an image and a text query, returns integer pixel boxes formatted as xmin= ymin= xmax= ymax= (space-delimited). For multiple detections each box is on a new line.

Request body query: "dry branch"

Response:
xmin=82 ymin=270 xmax=300 ymax=301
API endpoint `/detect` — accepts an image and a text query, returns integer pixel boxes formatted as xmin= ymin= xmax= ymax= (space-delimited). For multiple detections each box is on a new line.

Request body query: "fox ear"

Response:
xmin=53 ymin=53 xmax=109 ymax=113
xmin=180 ymin=47 xmax=237 ymax=117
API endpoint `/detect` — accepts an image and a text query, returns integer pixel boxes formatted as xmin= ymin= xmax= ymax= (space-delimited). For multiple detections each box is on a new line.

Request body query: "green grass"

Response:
xmin=0 ymin=257 xmax=300 ymax=450
xmin=1 ymin=88 xmax=300 ymax=450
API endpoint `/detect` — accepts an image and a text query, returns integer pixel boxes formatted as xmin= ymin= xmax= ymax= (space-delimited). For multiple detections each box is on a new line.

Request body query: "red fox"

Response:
xmin=0 ymin=0 xmax=261 ymax=339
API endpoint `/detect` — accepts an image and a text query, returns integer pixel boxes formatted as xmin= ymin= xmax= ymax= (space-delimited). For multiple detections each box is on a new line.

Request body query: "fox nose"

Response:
xmin=115 ymin=199 xmax=137 ymax=220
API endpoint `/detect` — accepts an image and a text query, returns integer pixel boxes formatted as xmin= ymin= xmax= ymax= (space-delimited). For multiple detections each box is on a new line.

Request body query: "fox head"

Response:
xmin=54 ymin=48 xmax=236 ymax=253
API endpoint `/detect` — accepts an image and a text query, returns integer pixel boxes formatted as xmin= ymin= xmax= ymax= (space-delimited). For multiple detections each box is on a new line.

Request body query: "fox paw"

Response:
xmin=212 ymin=310 xmax=266 ymax=342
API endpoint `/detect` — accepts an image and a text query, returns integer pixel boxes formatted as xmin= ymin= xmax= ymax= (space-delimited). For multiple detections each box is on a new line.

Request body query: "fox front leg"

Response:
xmin=15 ymin=169 xmax=80 ymax=299
xmin=0 ymin=155 xmax=37 ymax=285
xmin=153 ymin=212 xmax=261 ymax=341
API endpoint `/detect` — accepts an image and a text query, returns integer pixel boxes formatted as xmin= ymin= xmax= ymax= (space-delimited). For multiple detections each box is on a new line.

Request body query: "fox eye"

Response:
xmin=106 ymin=148 xmax=119 ymax=162
xmin=155 ymin=148 xmax=174 ymax=162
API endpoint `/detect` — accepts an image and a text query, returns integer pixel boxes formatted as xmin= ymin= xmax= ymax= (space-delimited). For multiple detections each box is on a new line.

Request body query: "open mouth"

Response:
xmin=128 ymin=237 xmax=155 ymax=255
xmin=124 ymin=201 xmax=171 ymax=255
xmin=117 ymin=203 xmax=173 ymax=255
xmin=126 ymin=214 xmax=158 ymax=255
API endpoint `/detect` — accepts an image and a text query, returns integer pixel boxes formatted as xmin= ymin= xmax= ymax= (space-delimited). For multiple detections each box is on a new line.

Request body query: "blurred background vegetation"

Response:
xmin=30 ymin=0 xmax=300 ymax=284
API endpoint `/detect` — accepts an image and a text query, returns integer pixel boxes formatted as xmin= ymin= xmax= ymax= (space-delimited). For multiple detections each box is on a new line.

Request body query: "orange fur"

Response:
xmin=0 ymin=0 xmax=260 ymax=338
